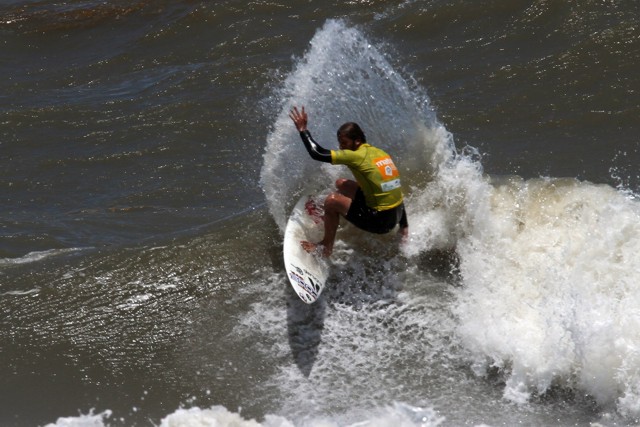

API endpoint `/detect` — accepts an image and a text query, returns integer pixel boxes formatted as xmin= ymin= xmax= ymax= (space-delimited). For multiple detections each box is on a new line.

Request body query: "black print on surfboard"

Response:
xmin=288 ymin=265 xmax=319 ymax=298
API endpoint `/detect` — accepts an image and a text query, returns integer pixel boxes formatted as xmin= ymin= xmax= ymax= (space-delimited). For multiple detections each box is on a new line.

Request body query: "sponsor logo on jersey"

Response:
xmin=381 ymin=178 xmax=401 ymax=191
xmin=373 ymin=156 xmax=399 ymax=178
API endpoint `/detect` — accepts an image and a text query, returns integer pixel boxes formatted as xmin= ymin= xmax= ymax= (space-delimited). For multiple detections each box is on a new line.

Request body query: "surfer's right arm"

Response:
xmin=290 ymin=106 xmax=332 ymax=163
xmin=299 ymin=130 xmax=332 ymax=163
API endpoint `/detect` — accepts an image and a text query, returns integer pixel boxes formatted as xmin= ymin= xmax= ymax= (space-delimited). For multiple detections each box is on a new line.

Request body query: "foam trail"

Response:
xmin=260 ymin=19 xmax=453 ymax=232
xmin=0 ymin=247 xmax=86 ymax=267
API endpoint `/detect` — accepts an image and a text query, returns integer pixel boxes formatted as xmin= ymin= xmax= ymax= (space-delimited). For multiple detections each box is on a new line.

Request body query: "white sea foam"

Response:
xmin=43 ymin=409 xmax=112 ymax=427
xmin=454 ymin=177 xmax=640 ymax=416
xmin=159 ymin=403 xmax=447 ymax=427
xmin=43 ymin=404 xmax=449 ymax=427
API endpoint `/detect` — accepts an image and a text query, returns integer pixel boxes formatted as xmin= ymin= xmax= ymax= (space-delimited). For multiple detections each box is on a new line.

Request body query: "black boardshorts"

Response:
xmin=345 ymin=189 xmax=405 ymax=234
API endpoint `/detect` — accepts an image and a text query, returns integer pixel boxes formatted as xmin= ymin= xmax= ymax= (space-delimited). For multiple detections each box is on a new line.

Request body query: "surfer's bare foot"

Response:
xmin=301 ymin=240 xmax=332 ymax=257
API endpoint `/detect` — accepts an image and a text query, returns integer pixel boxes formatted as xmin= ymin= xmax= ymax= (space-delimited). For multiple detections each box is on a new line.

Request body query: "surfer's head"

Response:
xmin=337 ymin=122 xmax=366 ymax=150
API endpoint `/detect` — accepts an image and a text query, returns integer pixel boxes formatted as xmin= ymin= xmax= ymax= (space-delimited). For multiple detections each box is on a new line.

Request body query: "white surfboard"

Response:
xmin=283 ymin=194 xmax=330 ymax=304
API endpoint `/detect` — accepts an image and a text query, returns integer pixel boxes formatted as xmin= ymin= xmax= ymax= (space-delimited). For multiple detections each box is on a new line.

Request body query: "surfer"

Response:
xmin=289 ymin=106 xmax=408 ymax=257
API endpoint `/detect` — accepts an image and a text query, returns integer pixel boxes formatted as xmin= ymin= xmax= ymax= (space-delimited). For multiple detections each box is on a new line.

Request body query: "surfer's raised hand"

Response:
xmin=289 ymin=106 xmax=308 ymax=132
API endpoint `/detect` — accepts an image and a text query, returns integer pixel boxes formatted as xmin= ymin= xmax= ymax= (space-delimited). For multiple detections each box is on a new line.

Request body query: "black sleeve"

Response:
xmin=399 ymin=205 xmax=408 ymax=229
xmin=300 ymin=130 xmax=332 ymax=163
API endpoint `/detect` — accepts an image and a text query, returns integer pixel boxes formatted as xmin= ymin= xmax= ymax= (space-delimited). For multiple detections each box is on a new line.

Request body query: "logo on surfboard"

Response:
xmin=288 ymin=262 xmax=321 ymax=299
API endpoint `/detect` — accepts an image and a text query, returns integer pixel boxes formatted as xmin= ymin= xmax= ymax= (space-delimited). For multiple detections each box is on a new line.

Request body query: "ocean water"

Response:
xmin=1 ymin=1 xmax=639 ymax=426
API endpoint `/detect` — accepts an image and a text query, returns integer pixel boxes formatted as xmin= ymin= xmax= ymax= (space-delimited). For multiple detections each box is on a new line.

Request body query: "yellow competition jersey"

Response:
xmin=331 ymin=144 xmax=403 ymax=211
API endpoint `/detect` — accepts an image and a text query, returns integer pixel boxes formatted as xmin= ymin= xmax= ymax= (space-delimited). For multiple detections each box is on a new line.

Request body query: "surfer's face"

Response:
xmin=337 ymin=133 xmax=359 ymax=151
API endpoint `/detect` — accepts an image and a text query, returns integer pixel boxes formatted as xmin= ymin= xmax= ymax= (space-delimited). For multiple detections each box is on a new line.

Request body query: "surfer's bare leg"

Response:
xmin=301 ymin=191 xmax=351 ymax=257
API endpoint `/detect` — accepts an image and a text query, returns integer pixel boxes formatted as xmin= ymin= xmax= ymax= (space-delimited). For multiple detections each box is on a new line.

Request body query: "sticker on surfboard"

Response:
xmin=283 ymin=194 xmax=329 ymax=304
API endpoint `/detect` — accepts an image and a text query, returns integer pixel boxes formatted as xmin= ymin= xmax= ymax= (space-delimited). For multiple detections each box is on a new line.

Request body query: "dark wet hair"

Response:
xmin=337 ymin=122 xmax=366 ymax=143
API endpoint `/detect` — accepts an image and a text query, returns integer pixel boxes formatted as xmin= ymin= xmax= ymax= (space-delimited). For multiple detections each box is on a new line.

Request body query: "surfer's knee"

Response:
xmin=324 ymin=193 xmax=350 ymax=215
xmin=335 ymin=179 xmax=358 ymax=198
xmin=324 ymin=193 xmax=340 ymax=210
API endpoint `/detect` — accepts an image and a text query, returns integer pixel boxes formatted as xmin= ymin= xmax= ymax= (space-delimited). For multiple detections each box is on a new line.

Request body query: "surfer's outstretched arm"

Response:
xmin=290 ymin=106 xmax=332 ymax=163
xmin=299 ymin=130 xmax=332 ymax=162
